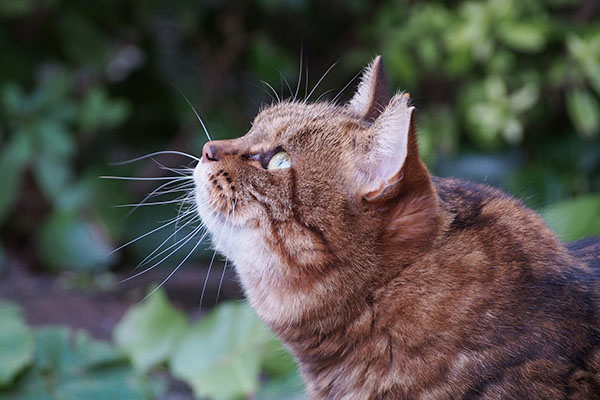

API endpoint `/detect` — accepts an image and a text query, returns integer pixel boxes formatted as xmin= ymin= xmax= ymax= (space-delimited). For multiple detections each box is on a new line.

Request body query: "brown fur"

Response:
xmin=193 ymin=57 xmax=600 ymax=399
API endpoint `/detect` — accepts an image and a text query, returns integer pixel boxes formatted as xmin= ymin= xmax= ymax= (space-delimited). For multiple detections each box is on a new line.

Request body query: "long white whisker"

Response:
xmin=294 ymin=48 xmax=303 ymax=101
xmin=109 ymin=217 xmax=180 ymax=255
xmin=151 ymin=158 xmax=193 ymax=176
xmin=101 ymin=176 xmax=193 ymax=181
xmin=315 ymin=88 xmax=337 ymax=103
xmin=332 ymin=69 xmax=363 ymax=105
xmin=251 ymin=82 xmax=276 ymax=103
xmin=139 ymin=228 xmax=207 ymax=303
xmin=200 ymin=247 xmax=219 ymax=310
xmin=135 ymin=214 xmax=199 ymax=270
xmin=173 ymin=191 xmax=196 ymax=242
xmin=172 ymin=85 xmax=212 ymax=141
xmin=304 ymin=62 xmax=309 ymax=100
xmin=147 ymin=184 xmax=195 ymax=197
xmin=200 ymin=206 xmax=232 ymax=310
xmin=114 ymin=196 xmax=193 ymax=208
xmin=120 ymin=224 xmax=206 ymax=284
xmin=261 ymin=80 xmax=281 ymax=103
xmin=124 ymin=179 xmax=193 ymax=217
xmin=109 ymin=151 xmax=201 ymax=165
xmin=280 ymin=72 xmax=293 ymax=100
xmin=214 ymin=197 xmax=237 ymax=305
xmin=306 ymin=61 xmax=339 ymax=102
xmin=137 ymin=201 xmax=216 ymax=269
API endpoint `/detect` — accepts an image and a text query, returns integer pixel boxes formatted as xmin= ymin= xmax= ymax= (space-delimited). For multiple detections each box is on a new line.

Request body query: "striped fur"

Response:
xmin=193 ymin=57 xmax=600 ymax=399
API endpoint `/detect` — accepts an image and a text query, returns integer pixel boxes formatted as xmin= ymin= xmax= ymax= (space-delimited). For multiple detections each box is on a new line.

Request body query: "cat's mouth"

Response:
xmin=193 ymin=161 xmax=240 ymax=230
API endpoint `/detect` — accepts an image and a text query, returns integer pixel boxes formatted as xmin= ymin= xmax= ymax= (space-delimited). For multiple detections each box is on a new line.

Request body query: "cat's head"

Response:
xmin=193 ymin=56 xmax=440 ymax=324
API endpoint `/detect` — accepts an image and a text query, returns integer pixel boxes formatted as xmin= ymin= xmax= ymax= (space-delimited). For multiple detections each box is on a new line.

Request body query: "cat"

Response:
xmin=192 ymin=56 xmax=600 ymax=399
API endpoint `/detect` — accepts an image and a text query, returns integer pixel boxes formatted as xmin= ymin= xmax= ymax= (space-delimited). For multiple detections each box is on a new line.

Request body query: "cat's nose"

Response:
xmin=202 ymin=142 xmax=219 ymax=162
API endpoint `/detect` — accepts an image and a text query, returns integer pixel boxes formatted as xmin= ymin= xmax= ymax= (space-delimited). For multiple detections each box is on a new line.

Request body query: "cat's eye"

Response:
xmin=267 ymin=151 xmax=291 ymax=170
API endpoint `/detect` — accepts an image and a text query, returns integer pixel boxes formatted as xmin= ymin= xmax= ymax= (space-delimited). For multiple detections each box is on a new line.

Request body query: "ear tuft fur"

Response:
xmin=348 ymin=56 xmax=390 ymax=121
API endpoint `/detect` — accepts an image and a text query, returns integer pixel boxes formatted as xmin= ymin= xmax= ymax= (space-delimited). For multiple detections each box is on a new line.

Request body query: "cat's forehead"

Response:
xmin=248 ymin=101 xmax=361 ymax=143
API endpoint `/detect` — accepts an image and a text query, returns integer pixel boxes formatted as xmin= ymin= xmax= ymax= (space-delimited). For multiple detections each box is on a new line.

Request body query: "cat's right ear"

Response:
xmin=348 ymin=55 xmax=390 ymax=121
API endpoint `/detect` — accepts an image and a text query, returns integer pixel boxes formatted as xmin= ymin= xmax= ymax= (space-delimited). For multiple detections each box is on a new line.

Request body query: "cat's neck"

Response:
xmin=239 ymin=177 xmax=573 ymax=398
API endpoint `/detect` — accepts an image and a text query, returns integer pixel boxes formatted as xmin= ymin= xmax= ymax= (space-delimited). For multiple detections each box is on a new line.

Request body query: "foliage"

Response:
xmin=0 ymin=0 xmax=598 ymax=273
xmin=114 ymin=288 xmax=189 ymax=372
xmin=1 ymin=0 xmax=599 ymax=399
xmin=115 ymin=289 xmax=303 ymax=400
xmin=0 ymin=301 xmax=162 ymax=400
xmin=0 ymin=303 xmax=34 ymax=387
xmin=0 ymin=68 xmax=127 ymax=272
xmin=543 ymin=194 xmax=600 ymax=241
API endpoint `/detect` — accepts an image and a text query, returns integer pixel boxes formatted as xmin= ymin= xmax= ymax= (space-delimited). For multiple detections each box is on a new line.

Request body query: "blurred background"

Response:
xmin=1 ymin=0 xmax=599 ymax=399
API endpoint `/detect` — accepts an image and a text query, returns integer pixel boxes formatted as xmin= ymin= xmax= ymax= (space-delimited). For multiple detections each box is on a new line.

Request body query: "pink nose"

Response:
xmin=202 ymin=141 xmax=219 ymax=163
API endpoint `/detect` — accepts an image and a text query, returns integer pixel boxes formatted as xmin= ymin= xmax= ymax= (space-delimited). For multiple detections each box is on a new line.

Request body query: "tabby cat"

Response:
xmin=193 ymin=56 xmax=600 ymax=399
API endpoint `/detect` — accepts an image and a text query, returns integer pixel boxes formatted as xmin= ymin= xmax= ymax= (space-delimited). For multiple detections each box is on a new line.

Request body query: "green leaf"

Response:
xmin=38 ymin=211 xmax=115 ymax=272
xmin=79 ymin=88 xmax=131 ymax=132
xmin=36 ymin=120 xmax=75 ymax=159
xmin=26 ymin=69 xmax=73 ymax=115
xmin=262 ymin=337 xmax=298 ymax=379
xmin=114 ymin=288 xmax=188 ymax=372
xmin=566 ymin=89 xmax=600 ymax=139
xmin=33 ymin=154 xmax=72 ymax=202
xmin=0 ymin=327 xmax=162 ymax=400
xmin=497 ymin=22 xmax=547 ymax=52
xmin=170 ymin=301 xmax=273 ymax=400
xmin=0 ymin=302 xmax=34 ymax=387
xmin=543 ymin=194 xmax=600 ymax=241
xmin=256 ymin=370 xmax=306 ymax=400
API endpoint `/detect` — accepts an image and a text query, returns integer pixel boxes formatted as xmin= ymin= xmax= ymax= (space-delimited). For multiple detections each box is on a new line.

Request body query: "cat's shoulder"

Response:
xmin=432 ymin=176 xmax=512 ymax=204
xmin=430 ymin=176 xmax=529 ymax=232
xmin=566 ymin=236 xmax=600 ymax=272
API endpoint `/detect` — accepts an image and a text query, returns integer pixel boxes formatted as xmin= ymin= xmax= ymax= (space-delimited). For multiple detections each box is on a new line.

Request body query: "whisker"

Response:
xmin=151 ymin=158 xmax=193 ymax=176
xmin=146 ymin=184 xmax=195 ymax=197
xmin=261 ymin=80 xmax=281 ymax=103
xmin=304 ymin=61 xmax=309 ymax=100
xmin=101 ymin=176 xmax=193 ymax=181
xmin=120 ymin=224 xmax=207 ymax=285
xmin=200 ymin=206 xmax=232 ymax=310
xmin=139 ymin=228 xmax=208 ymax=303
xmin=114 ymin=196 xmax=193 ymax=208
xmin=135 ymin=213 xmax=200 ymax=270
xmin=199 ymin=249 xmax=218 ymax=310
xmin=306 ymin=60 xmax=339 ymax=102
xmin=280 ymin=71 xmax=293 ymax=100
xmin=172 ymin=84 xmax=212 ymax=142
xmin=137 ymin=201 xmax=216 ymax=269
xmin=314 ymin=88 xmax=337 ymax=103
xmin=215 ymin=197 xmax=237 ymax=305
xmin=251 ymin=82 xmax=276 ymax=103
xmin=109 ymin=151 xmax=201 ymax=165
xmin=124 ymin=179 xmax=194 ymax=217
xmin=109 ymin=217 xmax=180 ymax=255
xmin=332 ymin=69 xmax=363 ymax=105
xmin=294 ymin=48 xmax=303 ymax=102
xmin=173 ymin=191 xmax=197 ymax=242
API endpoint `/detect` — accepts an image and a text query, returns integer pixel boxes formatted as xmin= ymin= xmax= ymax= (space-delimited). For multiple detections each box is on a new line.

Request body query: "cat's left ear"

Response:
xmin=356 ymin=92 xmax=428 ymax=202
xmin=348 ymin=55 xmax=390 ymax=121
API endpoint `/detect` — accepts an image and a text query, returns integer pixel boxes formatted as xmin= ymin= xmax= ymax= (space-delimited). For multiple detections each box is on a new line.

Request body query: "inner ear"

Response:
xmin=356 ymin=93 xmax=414 ymax=202
xmin=348 ymin=55 xmax=390 ymax=121
xmin=363 ymin=172 xmax=404 ymax=202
